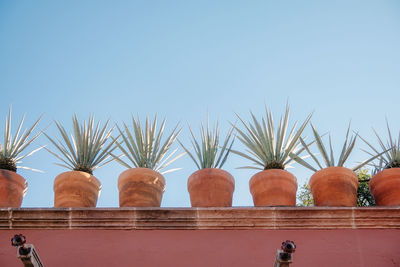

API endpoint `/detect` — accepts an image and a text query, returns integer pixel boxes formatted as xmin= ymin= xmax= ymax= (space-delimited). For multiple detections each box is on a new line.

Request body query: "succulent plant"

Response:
xmin=111 ymin=115 xmax=183 ymax=174
xmin=232 ymin=103 xmax=313 ymax=170
xmin=0 ymin=107 xmax=43 ymax=172
xmin=290 ymin=123 xmax=383 ymax=172
xmin=44 ymin=115 xmax=116 ymax=175
xmin=358 ymin=120 xmax=400 ymax=172
xmin=178 ymin=118 xmax=235 ymax=169
xmin=371 ymin=158 xmax=385 ymax=175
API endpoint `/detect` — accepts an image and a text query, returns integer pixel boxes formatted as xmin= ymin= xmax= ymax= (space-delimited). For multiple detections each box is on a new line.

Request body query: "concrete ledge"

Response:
xmin=0 ymin=207 xmax=399 ymax=230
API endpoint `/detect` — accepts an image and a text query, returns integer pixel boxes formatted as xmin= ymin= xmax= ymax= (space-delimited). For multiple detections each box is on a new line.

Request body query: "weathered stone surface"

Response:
xmin=0 ymin=207 xmax=399 ymax=229
xmin=10 ymin=208 xmax=70 ymax=229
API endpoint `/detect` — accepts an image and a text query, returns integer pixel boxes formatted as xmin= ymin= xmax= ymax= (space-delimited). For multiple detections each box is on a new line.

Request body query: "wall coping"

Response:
xmin=1 ymin=207 xmax=399 ymax=230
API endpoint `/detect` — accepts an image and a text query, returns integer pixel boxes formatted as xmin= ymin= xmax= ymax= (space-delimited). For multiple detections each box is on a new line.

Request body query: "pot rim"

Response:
xmin=54 ymin=170 xmax=101 ymax=188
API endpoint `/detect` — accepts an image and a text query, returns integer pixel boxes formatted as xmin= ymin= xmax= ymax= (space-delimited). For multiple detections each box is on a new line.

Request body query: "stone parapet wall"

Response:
xmin=1 ymin=207 xmax=399 ymax=229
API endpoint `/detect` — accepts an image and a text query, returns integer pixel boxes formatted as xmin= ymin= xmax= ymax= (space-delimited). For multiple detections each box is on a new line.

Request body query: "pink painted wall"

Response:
xmin=1 ymin=229 xmax=399 ymax=267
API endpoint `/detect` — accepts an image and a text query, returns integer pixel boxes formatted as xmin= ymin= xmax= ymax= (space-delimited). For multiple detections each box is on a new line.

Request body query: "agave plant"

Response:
xmin=372 ymin=158 xmax=385 ymax=175
xmin=178 ymin=119 xmax=235 ymax=169
xmin=358 ymin=120 xmax=400 ymax=172
xmin=111 ymin=115 xmax=183 ymax=174
xmin=290 ymin=123 xmax=383 ymax=172
xmin=0 ymin=107 xmax=43 ymax=172
xmin=44 ymin=115 xmax=116 ymax=175
xmin=232 ymin=103 xmax=313 ymax=170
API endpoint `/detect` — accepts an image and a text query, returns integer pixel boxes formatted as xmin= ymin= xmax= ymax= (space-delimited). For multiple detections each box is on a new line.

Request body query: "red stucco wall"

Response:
xmin=1 ymin=229 xmax=399 ymax=267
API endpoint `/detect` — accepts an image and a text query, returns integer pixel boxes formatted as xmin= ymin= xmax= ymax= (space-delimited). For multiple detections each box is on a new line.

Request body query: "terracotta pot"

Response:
xmin=187 ymin=168 xmax=235 ymax=207
xmin=118 ymin=168 xmax=165 ymax=207
xmin=53 ymin=171 xmax=101 ymax=207
xmin=370 ymin=168 xmax=400 ymax=206
xmin=309 ymin=167 xmax=358 ymax=207
xmin=0 ymin=169 xmax=27 ymax=207
xmin=249 ymin=169 xmax=297 ymax=206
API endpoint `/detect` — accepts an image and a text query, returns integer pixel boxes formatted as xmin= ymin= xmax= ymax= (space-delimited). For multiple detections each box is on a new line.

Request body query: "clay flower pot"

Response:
xmin=369 ymin=168 xmax=400 ymax=206
xmin=0 ymin=169 xmax=27 ymax=207
xmin=118 ymin=168 xmax=165 ymax=207
xmin=249 ymin=169 xmax=297 ymax=206
xmin=53 ymin=171 xmax=101 ymax=207
xmin=309 ymin=167 xmax=358 ymax=207
xmin=187 ymin=168 xmax=235 ymax=207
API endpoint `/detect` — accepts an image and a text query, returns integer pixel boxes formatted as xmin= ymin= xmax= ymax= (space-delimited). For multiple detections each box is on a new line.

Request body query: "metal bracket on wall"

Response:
xmin=274 ymin=240 xmax=296 ymax=267
xmin=11 ymin=234 xmax=44 ymax=267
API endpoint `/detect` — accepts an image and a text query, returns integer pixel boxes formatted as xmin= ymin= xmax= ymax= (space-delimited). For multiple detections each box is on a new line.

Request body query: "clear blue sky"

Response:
xmin=1 ymin=1 xmax=399 ymax=207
